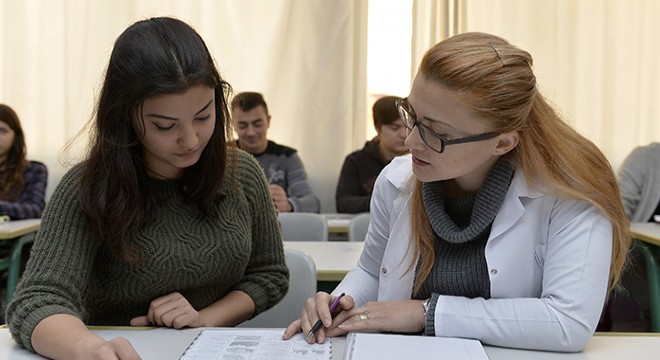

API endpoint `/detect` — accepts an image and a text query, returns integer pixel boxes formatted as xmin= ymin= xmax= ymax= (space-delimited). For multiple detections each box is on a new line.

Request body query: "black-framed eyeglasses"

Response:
xmin=395 ymin=97 xmax=500 ymax=154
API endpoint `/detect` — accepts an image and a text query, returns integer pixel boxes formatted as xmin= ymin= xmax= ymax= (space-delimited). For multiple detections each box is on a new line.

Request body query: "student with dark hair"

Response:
xmin=335 ymin=96 xmax=407 ymax=213
xmin=285 ymin=32 xmax=630 ymax=352
xmin=6 ymin=17 xmax=288 ymax=359
xmin=231 ymin=92 xmax=320 ymax=213
xmin=0 ymin=104 xmax=47 ymax=220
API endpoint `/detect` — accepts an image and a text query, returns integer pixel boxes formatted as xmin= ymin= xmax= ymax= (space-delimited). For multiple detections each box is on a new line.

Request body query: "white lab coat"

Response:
xmin=334 ymin=155 xmax=613 ymax=352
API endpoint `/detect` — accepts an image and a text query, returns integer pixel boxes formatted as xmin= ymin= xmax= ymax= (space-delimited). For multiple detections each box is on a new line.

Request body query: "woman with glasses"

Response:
xmin=284 ymin=32 xmax=630 ymax=352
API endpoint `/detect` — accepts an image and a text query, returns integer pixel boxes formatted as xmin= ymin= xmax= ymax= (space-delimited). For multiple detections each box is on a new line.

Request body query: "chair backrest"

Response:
xmin=348 ymin=213 xmax=371 ymax=242
xmin=239 ymin=248 xmax=317 ymax=328
xmin=278 ymin=213 xmax=328 ymax=241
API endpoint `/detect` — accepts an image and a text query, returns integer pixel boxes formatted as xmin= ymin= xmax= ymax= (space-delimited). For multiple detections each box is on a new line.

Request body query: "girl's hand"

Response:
xmin=129 ymin=292 xmax=204 ymax=329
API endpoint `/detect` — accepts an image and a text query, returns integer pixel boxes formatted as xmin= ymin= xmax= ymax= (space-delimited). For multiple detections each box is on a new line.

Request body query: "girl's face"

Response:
xmin=404 ymin=74 xmax=518 ymax=192
xmin=135 ymin=85 xmax=216 ymax=179
xmin=0 ymin=120 xmax=16 ymax=162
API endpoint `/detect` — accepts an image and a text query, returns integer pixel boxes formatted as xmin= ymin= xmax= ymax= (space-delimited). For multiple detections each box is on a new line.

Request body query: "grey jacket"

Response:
xmin=250 ymin=140 xmax=320 ymax=213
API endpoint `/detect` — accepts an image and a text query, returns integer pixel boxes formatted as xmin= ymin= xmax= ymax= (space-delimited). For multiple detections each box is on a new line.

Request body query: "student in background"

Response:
xmin=613 ymin=142 xmax=660 ymax=330
xmin=284 ymin=32 xmax=630 ymax=352
xmin=0 ymin=104 xmax=47 ymax=220
xmin=618 ymin=142 xmax=660 ymax=222
xmin=231 ymin=92 xmax=320 ymax=213
xmin=7 ymin=17 xmax=288 ymax=359
xmin=335 ymin=95 xmax=407 ymax=214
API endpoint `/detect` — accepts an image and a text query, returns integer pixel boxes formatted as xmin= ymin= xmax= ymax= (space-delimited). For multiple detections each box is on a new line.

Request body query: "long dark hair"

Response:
xmin=80 ymin=17 xmax=234 ymax=261
xmin=0 ymin=104 xmax=28 ymax=201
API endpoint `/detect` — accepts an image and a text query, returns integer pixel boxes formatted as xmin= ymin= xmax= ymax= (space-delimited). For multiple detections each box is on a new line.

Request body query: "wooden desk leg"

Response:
xmin=637 ymin=241 xmax=660 ymax=332
xmin=6 ymin=233 xmax=36 ymax=304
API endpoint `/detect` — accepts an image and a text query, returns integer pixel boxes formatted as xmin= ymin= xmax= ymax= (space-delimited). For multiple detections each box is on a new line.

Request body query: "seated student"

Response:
xmin=284 ymin=32 xmax=630 ymax=352
xmin=335 ymin=95 xmax=407 ymax=213
xmin=230 ymin=92 xmax=320 ymax=213
xmin=0 ymin=104 xmax=47 ymax=220
xmin=613 ymin=142 xmax=660 ymax=329
xmin=618 ymin=142 xmax=660 ymax=222
xmin=6 ymin=17 xmax=288 ymax=359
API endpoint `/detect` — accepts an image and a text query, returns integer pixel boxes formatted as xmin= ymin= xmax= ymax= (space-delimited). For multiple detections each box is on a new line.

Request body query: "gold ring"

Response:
xmin=359 ymin=310 xmax=369 ymax=321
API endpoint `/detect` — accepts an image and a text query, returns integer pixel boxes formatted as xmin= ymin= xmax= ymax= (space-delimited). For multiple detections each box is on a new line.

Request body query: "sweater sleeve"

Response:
xmin=0 ymin=161 xmax=48 ymax=219
xmin=335 ymin=154 xmax=371 ymax=214
xmin=6 ymin=165 xmax=101 ymax=352
xmin=284 ymin=153 xmax=320 ymax=213
xmin=230 ymin=152 xmax=289 ymax=316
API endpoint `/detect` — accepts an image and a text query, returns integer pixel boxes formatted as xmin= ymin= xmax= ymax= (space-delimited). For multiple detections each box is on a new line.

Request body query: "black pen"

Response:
xmin=305 ymin=292 xmax=345 ymax=340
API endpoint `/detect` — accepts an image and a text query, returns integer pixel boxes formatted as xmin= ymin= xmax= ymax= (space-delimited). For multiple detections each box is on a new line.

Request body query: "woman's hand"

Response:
xmin=282 ymin=292 xmax=355 ymax=344
xmin=74 ymin=337 xmax=141 ymax=360
xmin=130 ymin=292 xmax=204 ymax=329
xmin=335 ymin=300 xmax=426 ymax=334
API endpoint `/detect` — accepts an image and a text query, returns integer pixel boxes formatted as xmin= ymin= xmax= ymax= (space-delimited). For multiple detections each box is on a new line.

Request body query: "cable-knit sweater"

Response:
xmin=6 ymin=150 xmax=288 ymax=351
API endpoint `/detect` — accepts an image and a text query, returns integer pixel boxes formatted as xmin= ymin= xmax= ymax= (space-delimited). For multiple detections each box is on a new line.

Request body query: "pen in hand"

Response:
xmin=305 ymin=293 xmax=346 ymax=340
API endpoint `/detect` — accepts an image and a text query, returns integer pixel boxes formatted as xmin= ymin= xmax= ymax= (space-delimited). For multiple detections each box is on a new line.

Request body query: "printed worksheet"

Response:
xmin=180 ymin=329 xmax=331 ymax=360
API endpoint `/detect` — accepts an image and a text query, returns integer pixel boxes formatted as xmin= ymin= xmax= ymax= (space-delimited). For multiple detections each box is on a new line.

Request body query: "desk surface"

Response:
xmin=2 ymin=328 xmax=659 ymax=360
xmin=283 ymin=241 xmax=362 ymax=281
xmin=0 ymin=219 xmax=41 ymax=240
xmin=630 ymin=222 xmax=660 ymax=247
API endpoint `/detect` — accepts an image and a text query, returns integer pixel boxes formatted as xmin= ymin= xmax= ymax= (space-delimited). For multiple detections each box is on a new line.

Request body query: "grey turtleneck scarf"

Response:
xmin=416 ymin=157 xmax=515 ymax=335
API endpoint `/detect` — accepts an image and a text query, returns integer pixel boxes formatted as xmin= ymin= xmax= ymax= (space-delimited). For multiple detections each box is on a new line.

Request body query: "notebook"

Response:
xmin=342 ymin=332 xmax=489 ymax=360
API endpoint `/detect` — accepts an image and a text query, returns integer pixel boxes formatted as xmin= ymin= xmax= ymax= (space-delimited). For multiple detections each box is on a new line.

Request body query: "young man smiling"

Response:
xmin=230 ymin=92 xmax=320 ymax=213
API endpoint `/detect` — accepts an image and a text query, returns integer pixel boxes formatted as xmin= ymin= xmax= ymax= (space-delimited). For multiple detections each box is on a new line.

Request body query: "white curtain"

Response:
xmin=5 ymin=0 xmax=658 ymax=213
xmin=0 ymin=0 xmax=368 ymax=212
xmin=413 ymin=0 xmax=660 ymax=171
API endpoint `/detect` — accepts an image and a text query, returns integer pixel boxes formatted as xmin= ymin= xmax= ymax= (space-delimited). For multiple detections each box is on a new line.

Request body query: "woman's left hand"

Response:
xmin=130 ymin=292 xmax=204 ymax=329
xmin=331 ymin=300 xmax=426 ymax=335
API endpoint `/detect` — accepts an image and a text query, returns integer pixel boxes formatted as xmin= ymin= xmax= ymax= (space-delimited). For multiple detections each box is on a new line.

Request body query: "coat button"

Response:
xmin=490 ymin=269 xmax=498 ymax=275
xmin=381 ymin=267 xmax=388 ymax=274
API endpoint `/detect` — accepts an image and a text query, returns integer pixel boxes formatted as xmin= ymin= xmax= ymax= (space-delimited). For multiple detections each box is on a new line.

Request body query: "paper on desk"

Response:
xmin=343 ymin=332 xmax=488 ymax=360
xmin=180 ymin=329 xmax=331 ymax=360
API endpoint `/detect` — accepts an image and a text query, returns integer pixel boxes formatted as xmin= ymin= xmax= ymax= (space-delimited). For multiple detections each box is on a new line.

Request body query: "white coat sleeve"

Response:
xmin=433 ymin=199 xmax=613 ymax=352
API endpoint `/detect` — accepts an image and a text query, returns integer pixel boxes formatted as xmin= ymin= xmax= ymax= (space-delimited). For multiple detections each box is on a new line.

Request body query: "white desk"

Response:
xmin=283 ymin=241 xmax=362 ymax=282
xmin=0 ymin=219 xmax=41 ymax=303
xmin=2 ymin=328 xmax=659 ymax=360
xmin=631 ymin=222 xmax=660 ymax=247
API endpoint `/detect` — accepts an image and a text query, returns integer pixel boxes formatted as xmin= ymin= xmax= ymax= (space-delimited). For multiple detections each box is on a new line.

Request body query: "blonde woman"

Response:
xmin=284 ymin=32 xmax=629 ymax=352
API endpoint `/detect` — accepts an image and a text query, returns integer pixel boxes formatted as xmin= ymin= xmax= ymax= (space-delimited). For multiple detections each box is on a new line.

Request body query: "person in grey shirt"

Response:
xmin=618 ymin=142 xmax=660 ymax=222
xmin=612 ymin=142 xmax=660 ymax=330
xmin=231 ymin=92 xmax=320 ymax=213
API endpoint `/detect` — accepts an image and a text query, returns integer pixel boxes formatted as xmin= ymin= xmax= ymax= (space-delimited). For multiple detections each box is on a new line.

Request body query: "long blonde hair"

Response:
xmin=410 ymin=32 xmax=630 ymax=294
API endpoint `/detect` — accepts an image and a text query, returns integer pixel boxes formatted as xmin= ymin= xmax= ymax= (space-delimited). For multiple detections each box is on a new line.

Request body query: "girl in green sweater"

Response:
xmin=7 ymin=17 xmax=288 ymax=359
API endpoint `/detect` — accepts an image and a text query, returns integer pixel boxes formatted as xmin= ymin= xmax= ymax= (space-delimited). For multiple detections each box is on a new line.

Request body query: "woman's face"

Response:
xmin=405 ymin=74 xmax=516 ymax=192
xmin=135 ymin=85 xmax=216 ymax=179
xmin=0 ymin=120 xmax=16 ymax=161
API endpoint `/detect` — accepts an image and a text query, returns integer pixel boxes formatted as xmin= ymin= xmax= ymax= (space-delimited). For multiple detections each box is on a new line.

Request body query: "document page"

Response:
xmin=180 ymin=329 xmax=331 ymax=360
xmin=343 ymin=332 xmax=488 ymax=360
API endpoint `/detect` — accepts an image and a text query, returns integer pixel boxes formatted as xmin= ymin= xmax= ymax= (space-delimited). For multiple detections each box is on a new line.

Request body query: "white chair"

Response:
xmin=239 ymin=248 xmax=317 ymax=328
xmin=348 ymin=213 xmax=370 ymax=242
xmin=278 ymin=213 xmax=328 ymax=241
